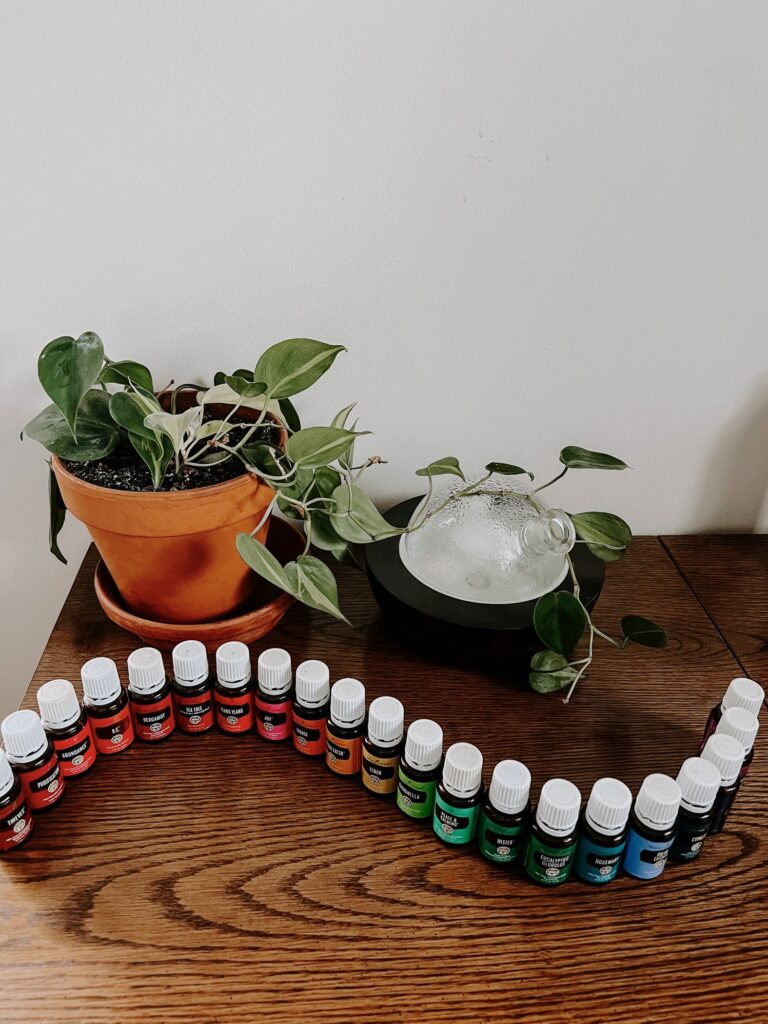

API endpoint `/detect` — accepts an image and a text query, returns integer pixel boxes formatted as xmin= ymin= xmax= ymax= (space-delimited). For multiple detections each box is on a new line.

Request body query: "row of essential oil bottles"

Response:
xmin=0 ymin=643 xmax=761 ymax=877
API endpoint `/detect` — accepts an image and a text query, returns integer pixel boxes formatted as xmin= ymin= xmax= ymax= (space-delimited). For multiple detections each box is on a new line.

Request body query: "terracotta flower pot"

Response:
xmin=52 ymin=397 xmax=287 ymax=624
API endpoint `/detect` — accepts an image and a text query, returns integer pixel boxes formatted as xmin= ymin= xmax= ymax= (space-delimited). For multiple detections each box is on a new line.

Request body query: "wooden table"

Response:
xmin=2 ymin=537 xmax=766 ymax=1024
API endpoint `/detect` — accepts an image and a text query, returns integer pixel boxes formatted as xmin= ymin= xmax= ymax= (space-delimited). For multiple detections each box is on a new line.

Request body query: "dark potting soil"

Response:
xmin=64 ymin=418 xmax=282 ymax=493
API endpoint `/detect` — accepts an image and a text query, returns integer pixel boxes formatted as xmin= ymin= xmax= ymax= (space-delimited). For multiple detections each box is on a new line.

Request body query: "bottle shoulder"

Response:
xmin=436 ymin=782 xmax=483 ymax=809
xmin=129 ymin=680 xmax=172 ymax=704
xmin=85 ymin=689 xmax=129 ymax=716
xmin=44 ymin=710 xmax=89 ymax=738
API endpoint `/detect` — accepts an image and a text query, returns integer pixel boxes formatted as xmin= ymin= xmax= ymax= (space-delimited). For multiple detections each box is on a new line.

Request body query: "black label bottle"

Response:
xmin=0 ymin=750 xmax=34 ymax=853
xmin=127 ymin=647 xmax=176 ymax=743
xmin=670 ymin=756 xmax=721 ymax=863
xmin=523 ymin=778 xmax=581 ymax=885
xmin=255 ymin=648 xmax=293 ymax=742
xmin=716 ymin=706 xmax=759 ymax=781
xmin=396 ymin=719 xmax=443 ymax=821
xmin=214 ymin=642 xmax=255 ymax=734
xmin=573 ymin=777 xmax=632 ymax=884
xmin=362 ymin=696 xmax=404 ymax=797
xmin=1 ymin=709 xmax=65 ymax=812
xmin=432 ymin=742 xmax=484 ymax=846
xmin=326 ymin=678 xmax=366 ymax=777
xmin=37 ymin=678 xmax=97 ymax=777
xmin=622 ymin=773 xmax=681 ymax=880
xmin=701 ymin=732 xmax=745 ymax=834
xmin=292 ymin=660 xmax=330 ymax=757
xmin=81 ymin=657 xmax=135 ymax=755
xmin=699 ymin=676 xmax=764 ymax=751
xmin=172 ymin=640 xmax=214 ymax=734
xmin=477 ymin=759 xmax=531 ymax=866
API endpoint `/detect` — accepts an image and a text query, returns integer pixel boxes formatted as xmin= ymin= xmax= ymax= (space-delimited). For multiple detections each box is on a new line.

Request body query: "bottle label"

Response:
xmin=90 ymin=706 xmax=135 ymax=754
xmin=215 ymin=691 xmax=255 ymax=734
xmin=19 ymin=753 xmax=65 ymax=811
xmin=131 ymin=694 xmax=176 ymax=742
xmin=477 ymin=810 xmax=525 ymax=865
xmin=432 ymin=792 xmax=480 ymax=845
xmin=573 ymin=835 xmax=626 ymax=883
xmin=396 ymin=770 xmax=438 ymax=820
xmin=173 ymin=691 xmax=214 ymax=733
xmin=255 ymin=697 xmax=292 ymax=741
xmin=326 ymin=734 xmax=363 ymax=776
xmin=523 ymin=833 xmax=577 ymax=885
xmin=362 ymin=750 xmax=400 ymax=795
xmin=0 ymin=793 xmax=34 ymax=852
xmin=292 ymin=714 xmax=326 ymax=756
xmin=51 ymin=721 xmax=97 ymax=776
xmin=670 ymin=822 xmax=709 ymax=862
xmin=622 ymin=828 xmax=673 ymax=880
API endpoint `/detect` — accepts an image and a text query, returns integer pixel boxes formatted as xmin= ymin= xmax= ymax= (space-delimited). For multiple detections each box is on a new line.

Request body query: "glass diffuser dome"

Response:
xmin=399 ymin=472 xmax=576 ymax=605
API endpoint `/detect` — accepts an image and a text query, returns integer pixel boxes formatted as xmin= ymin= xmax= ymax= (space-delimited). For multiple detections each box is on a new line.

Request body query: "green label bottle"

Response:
xmin=477 ymin=759 xmax=531 ymax=866
xmin=432 ymin=742 xmax=484 ymax=847
xmin=523 ymin=832 xmax=577 ymax=885
xmin=523 ymin=778 xmax=581 ymax=886
xmin=433 ymin=790 xmax=481 ymax=845
xmin=396 ymin=768 xmax=438 ymax=819
xmin=395 ymin=719 xmax=443 ymax=821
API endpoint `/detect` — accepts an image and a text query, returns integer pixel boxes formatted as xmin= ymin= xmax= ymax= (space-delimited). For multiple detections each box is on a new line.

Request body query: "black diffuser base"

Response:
xmin=364 ymin=497 xmax=605 ymax=675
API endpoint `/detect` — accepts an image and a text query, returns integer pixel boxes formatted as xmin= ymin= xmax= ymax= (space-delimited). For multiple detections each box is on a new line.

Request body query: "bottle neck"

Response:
xmin=519 ymin=509 xmax=575 ymax=558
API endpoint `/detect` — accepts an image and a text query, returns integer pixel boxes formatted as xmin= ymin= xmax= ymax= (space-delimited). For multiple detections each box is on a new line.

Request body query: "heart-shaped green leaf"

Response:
xmin=331 ymin=484 xmax=402 ymax=543
xmin=224 ymin=375 xmax=268 ymax=399
xmin=415 ymin=457 xmax=465 ymax=480
xmin=533 ymin=591 xmax=587 ymax=655
xmin=485 ymin=462 xmax=533 ymax=479
xmin=529 ymin=650 xmax=580 ymax=693
xmin=99 ymin=360 xmax=153 ymax=392
xmin=572 ymin=511 xmax=632 ymax=562
xmin=24 ymin=392 xmax=118 ymax=461
xmin=38 ymin=332 xmax=105 ymax=439
xmin=621 ymin=615 xmax=667 ymax=648
xmin=48 ymin=462 xmax=67 ymax=564
xmin=110 ymin=390 xmax=161 ymax=441
xmin=559 ymin=446 xmax=628 ymax=470
xmin=309 ymin=512 xmax=349 ymax=554
xmin=128 ymin=433 xmax=173 ymax=489
xmin=255 ymin=339 xmax=346 ymax=399
xmin=236 ymin=533 xmax=295 ymax=594
xmin=284 ymin=554 xmax=350 ymax=624
xmin=286 ymin=427 xmax=365 ymax=469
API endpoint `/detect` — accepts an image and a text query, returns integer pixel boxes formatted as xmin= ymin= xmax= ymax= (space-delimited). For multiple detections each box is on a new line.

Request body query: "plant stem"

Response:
xmin=249 ymin=495 xmax=277 ymax=537
xmin=533 ymin=466 xmax=568 ymax=494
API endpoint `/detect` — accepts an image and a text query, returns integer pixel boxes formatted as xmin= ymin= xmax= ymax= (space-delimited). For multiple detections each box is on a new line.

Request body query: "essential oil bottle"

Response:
xmin=127 ymin=647 xmax=176 ymax=743
xmin=37 ymin=678 xmax=97 ymax=778
xmin=433 ymin=742 xmax=484 ymax=846
xmin=477 ymin=759 xmax=531 ymax=866
xmin=622 ymin=773 xmax=681 ymax=880
xmin=715 ymin=706 xmax=759 ymax=780
xmin=255 ymin=648 xmax=293 ymax=742
xmin=701 ymin=732 xmax=745 ymax=834
xmin=362 ymin=696 xmax=404 ymax=797
xmin=396 ymin=719 xmax=443 ymax=821
xmin=523 ymin=778 xmax=581 ymax=885
xmin=292 ymin=660 xmax=330 ymax=757
xmin=171 ymin=640 xmax=214 ymax=734
xmin=0 ymin=749 xmax=34 ymax=853
xmin=81 ymin=656 xmax=135 ymax=755
xmin=325 ymin=678 xmax=366 ymax=777
xmin=1 ymin=710 xmax=65 ymax=812
xmin=573 ymin=777 xmax=632 ymax=884
xmin=669 ymin=757 xmax=721 ymax=863
xmin=214 ymin=642 xmax=255 ymax=734
xmin=700 ymin=676 xmax=764 ymax=750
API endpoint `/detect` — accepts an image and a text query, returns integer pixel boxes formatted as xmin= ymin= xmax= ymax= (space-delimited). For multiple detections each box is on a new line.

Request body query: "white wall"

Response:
xmin=2 ymin=1 xmax=767 ymax=715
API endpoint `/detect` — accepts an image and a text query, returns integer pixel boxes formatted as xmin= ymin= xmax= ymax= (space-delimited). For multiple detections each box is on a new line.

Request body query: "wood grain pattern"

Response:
xmin=1 ymin=538 xmax=766 ymax=1024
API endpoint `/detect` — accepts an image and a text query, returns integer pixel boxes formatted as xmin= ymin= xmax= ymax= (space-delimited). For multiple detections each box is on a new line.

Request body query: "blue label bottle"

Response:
xmin=622 ymin=773 xmax=681 ymax=881
xmin=573 ymin=777 xmax=632 ymax=885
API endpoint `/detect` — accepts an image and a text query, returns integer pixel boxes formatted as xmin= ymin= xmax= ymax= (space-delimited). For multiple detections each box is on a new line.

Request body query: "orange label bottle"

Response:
xmin=325 ymin=677 xmax=366 ymax=778
xmin=292 ymin=660 xmax=330 ymax=758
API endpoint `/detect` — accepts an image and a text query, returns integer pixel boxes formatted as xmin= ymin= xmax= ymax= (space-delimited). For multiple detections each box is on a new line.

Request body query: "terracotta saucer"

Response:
xmin=94 ymin=518 xmax=302 ymax=652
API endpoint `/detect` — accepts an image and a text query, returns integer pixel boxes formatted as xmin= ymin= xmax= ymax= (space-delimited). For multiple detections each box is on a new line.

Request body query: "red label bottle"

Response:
xmin=0 ymin=752 xmax=34 ymax=853
xmin=37 ymin=678 xmax=98 ymax=778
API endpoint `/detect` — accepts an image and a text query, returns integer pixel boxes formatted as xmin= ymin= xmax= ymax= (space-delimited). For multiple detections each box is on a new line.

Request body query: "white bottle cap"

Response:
xmin=37 ymin=679 xmax=81 ymax=729
xmin=584 ymin=777 xmax=632 ymax=836
xmin=330 ymin=678 xmax=366 ymax=727
xmin=0 ymin=749 xmax=14 ymax=796
xmin=172 ymin=640 xmax=209 ymax=687
xmin=676 ymin=756 xmax=721 ymax=814
xmin=81 ymin=657 xmax=122 ymax=704
xmin=442 ymin=742 xmax=483 ymax=799
xmin=257 ymin=648 xmax=292 ymax=694
xmin=488 ymin=759 xmax=531 ymax=815
xmin=404 ymin=719 xmax=443 ymax=771
xmin=215 ymin=641 xmax=252 ymax=687
xmin=701 ymin=733 xmax=744 ymax=787
xmin=295 ymin=660 xmax=330 ymax=708
xmin=633 ymin=773 xmax=681 ymax=831
xmin=1 ymin=710 xmax=48 ymax=762
xmin=716 ymin=706 xmax=759 ymax=755
xmin=535 ymin=778 xmax=581 ymax=837
xmin=721 ymin=677 xmax=764 ymax=717
xmin=367 ymin=696 xmax=404 ymax=748
xmin=127 ymin=647 xmax=166 ymax=694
